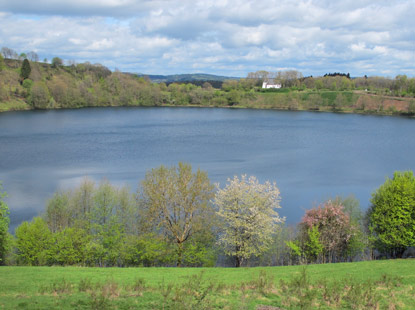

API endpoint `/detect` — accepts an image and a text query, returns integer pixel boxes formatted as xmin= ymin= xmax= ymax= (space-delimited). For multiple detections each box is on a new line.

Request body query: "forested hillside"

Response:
xmin=1 ymin=52 xmax=415 ymax=116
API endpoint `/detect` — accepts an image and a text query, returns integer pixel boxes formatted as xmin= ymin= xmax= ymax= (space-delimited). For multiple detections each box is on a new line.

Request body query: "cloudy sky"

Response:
xmin=0 ymin=0 xmax=414 ymax=77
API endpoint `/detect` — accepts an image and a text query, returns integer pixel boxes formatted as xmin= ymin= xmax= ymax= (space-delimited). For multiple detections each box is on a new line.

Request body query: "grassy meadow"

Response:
xmin=1 ymin=259 xmax=415 ymax=309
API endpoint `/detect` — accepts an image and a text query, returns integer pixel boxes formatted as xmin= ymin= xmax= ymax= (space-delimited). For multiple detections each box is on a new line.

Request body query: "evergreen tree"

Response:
xmin=20 ymin=58 xmax=31 ymax=81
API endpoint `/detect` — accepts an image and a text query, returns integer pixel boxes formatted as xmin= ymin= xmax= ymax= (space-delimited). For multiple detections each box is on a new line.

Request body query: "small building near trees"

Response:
xmin=262 ymin=81 xmax=282 ymax=89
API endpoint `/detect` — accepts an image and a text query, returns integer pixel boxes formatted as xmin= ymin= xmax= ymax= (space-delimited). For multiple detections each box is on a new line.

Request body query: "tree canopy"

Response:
xmin=368 ymin=171 xmax=415 ymax=258
xmin=4 ymin=167 xmax=415 ymax=267
xmin=300 ymin=199 xmax=362 ymax=263
xmin=20 ymin=59 xmax=31 ymax=81
xmin=51 ymin=57 xmax=63 ymax=68
xmin=15 ymin=217 xmax=54 ymax=266
xmin=215 ymin=175 xmax=284 ymax=267
xmin=138 ymin=163 xmax=215 ymax=266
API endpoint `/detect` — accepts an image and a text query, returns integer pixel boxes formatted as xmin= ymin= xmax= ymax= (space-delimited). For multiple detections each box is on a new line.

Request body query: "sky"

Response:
xmin=0 ymin=0 xmax=414 ymax=77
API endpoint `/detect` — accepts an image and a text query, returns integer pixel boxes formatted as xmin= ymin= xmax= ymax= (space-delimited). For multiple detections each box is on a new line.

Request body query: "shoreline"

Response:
xmin=1 ymin=97 xmax=414 ymax=118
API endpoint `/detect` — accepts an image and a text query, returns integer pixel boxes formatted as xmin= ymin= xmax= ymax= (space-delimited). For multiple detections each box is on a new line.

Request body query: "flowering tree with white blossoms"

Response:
xmin=215 ymin=175 xmax=284 ymax=267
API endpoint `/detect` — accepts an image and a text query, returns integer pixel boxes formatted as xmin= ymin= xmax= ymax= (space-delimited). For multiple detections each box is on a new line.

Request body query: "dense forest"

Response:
xmin=1 ymin=164 xmax=415 ymax=268
xmin=1 ymin=48 xmax=415 ymax=115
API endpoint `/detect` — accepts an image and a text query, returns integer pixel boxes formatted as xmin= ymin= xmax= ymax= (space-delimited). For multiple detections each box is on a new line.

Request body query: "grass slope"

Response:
xmin=1 ymin=259 xmax=415 ymax=309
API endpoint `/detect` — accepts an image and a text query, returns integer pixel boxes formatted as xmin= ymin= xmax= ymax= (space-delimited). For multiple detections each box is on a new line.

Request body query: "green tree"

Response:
xmin=286 ymin=226 xmax=324 ymax=264
xmin=22 ymin=79 xmax=33 ymax=90
xmin=42 ymin=178 xmax=140 ymax=266
xmin=181 ymin=231 xmax=217 ymax=267
xmin=84 ymin=240 xmax=106 ymax=267
xmin=116 ymin=186 xmax=139 ymax=235
xmin=45 ymin=191 xmax=71 ymax=233
xmin=89 ymin=180 xmax=125 ymax=266
xmin=226 ymin=89 xmax=241 ymax=106
xmin=30 ymin=81 xmax=51 ymax=109
xmin=215 ymin=175 xmax=284 ymax=267
xmin=304 ymin=225 xmax=324 ymax=263
xmin=15 ymin=217 xmax=55 ymax=265
xmin=51 ymin=57 xmax=63 ymax=68
xmin=315 ymin=79 xmax=323 ymax=90
xmin=368 ymin=171 xmax=415 ymax=258
xmin=222 ymin=79 xmax=239 ymax=91
xmin=340 ymin=77 xmax=352 ymax=90
xmin=52 ymin=227 xmax=89 ymax=265
xmin=394 ymin=75 xmax=408 ymax=95
xmin=138 ymin=163 xmax=215 ymax=267
xmin=70 ymin=177 xmax=95 ymax=226
xmin=0 ymin=183 xmax=10 ymax=265
xmin=20 ymin=58 xmax=31 ymax=81
xmin=91 ymin=180 xmax=118 ymax=226
xmin=120 ymin=233 xmax=173 ymax=267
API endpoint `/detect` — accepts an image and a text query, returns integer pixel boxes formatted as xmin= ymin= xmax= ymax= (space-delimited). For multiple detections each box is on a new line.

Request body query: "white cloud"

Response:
xmin=0 ymin=0 xmax=414 ymax=76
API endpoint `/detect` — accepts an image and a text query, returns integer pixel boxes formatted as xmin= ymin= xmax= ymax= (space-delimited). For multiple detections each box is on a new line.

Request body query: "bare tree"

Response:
xmin=1 ymin=47 xmax=18 ymax=59
xmin=27 ymin=51 xmax=39 ymax=62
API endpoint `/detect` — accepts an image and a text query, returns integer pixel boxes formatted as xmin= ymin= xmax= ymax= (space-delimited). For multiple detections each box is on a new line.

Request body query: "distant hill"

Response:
xmin=135 ymin=73 xmax=240 ymax=83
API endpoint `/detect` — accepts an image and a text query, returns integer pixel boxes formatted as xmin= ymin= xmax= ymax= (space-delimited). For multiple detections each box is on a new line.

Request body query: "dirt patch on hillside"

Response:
xmin=354 ymin=94 xmax=414 ymax=113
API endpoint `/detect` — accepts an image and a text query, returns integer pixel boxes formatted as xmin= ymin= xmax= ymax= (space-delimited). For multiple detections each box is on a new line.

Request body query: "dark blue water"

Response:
xmin=1 ymin=107 xmax=415 ymax=231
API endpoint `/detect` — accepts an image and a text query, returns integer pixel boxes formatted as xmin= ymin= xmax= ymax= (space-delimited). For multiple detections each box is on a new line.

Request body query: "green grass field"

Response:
xmin=1 ymin=259 xmax=415 ymax=309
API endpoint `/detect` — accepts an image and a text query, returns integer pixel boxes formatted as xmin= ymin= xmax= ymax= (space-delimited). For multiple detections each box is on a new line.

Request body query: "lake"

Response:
xmin=1 ymin=107 xmax=415 ymax=231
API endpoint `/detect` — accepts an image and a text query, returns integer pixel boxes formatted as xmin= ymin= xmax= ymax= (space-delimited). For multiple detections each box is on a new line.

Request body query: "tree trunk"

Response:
xmin=176 ymin=241 xmax=183 ymax=267
xmin=235 ymin=256 xmax=242 ymax=267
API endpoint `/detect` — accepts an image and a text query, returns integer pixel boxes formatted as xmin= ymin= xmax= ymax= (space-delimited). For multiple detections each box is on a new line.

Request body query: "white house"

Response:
xmin=262 ymin=81 xmax=282 ymax=89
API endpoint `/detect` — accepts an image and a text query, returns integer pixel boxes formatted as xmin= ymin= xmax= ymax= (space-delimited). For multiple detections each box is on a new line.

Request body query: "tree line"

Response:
xmin=245 ymin=70 xmax=415 ymax=97
xmin=1 ymin=165 xmax=414 ymax=267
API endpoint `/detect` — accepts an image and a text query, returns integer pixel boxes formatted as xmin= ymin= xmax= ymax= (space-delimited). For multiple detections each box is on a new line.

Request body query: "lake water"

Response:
xmin=1 ymin=107 xmax=415 ymax=231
